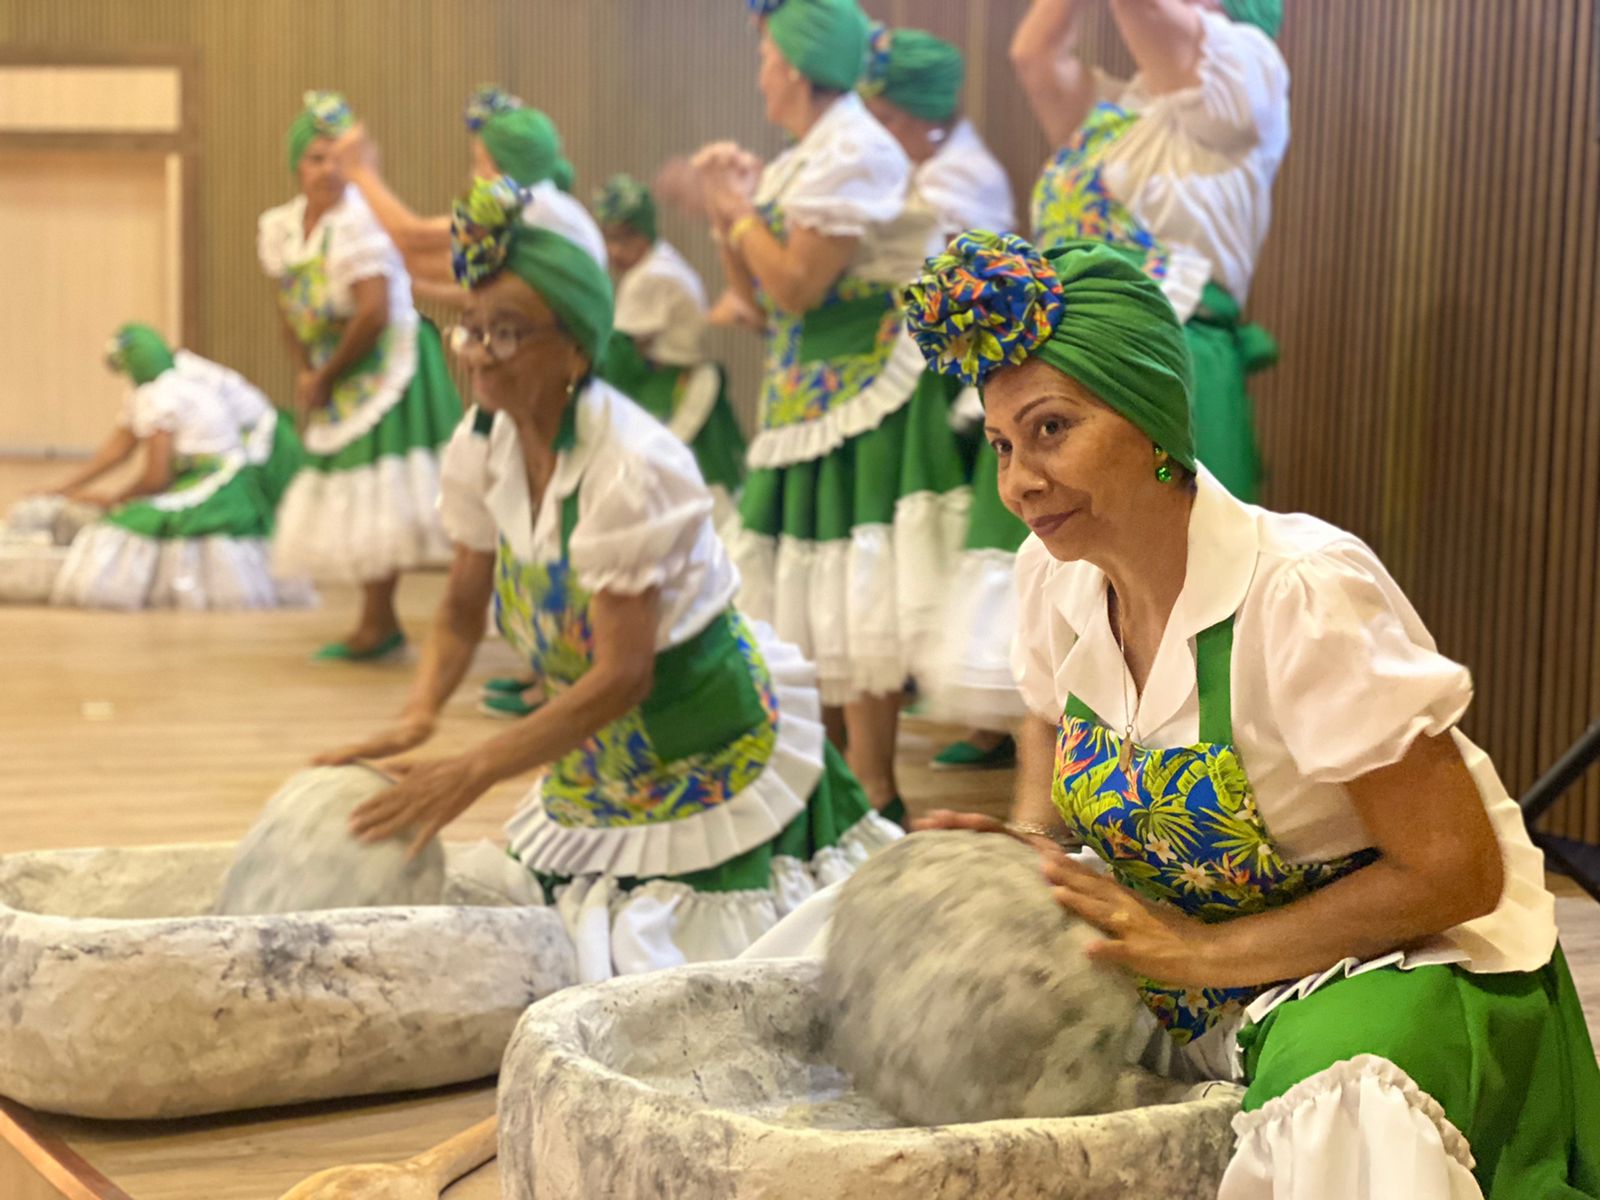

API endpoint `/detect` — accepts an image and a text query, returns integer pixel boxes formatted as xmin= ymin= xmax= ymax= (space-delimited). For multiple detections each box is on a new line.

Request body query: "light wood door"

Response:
xmin=0 ymin=148 xmax=177 ymax=454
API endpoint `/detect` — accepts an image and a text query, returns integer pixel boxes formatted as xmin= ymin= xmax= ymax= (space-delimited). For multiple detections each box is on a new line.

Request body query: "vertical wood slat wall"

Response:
xmin=1 ymin=0 xmax=1595 ymax=840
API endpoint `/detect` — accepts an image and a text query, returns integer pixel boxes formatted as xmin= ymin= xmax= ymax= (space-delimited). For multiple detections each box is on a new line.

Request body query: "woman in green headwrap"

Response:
xmin=320 ymin=177 xmax=898 ymax=980
xmin=857 ymin=20 xmax=1026 ymax=773
xmin=331 ymin=86 xmax=593 ymax=308
xmin=45 ymin=324 xmax=310 ymax=609
xmin=591 ymin=172 xmax=746 ymax=531
xmin=895 ymin=232 xmax=1599 ymax=1199
xmin=691 ymin=0 xmax=972 ymax=823
xmin=258 ymin=91 xmax=463 ymax=659
xmin=1012 ymin=0 xmax=1289 ymax=503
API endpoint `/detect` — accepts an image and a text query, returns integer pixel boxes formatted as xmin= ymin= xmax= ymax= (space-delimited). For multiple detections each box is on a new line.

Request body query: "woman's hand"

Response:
xmin=1043 ymin=851 xmax=1220 ymax=987
xmin=332 ymin=121 xmax=381 ymax=175
xmin=913 ymin=808 xmax=1008 ymax=835
xmin=293 ymin=368 xmax=331 ymax=418
xmin=691 ymin=142 xmax=760 ymax=226
xmin=347 ymin=753 xmax=492 ymax=859
xmin=315 ymin=713 xmax=436 ymax=766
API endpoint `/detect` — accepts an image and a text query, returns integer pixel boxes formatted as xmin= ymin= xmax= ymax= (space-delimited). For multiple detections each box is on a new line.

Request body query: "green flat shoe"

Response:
xmin=482 ymin=675 xmax=534 ymax=696
xmin=312 ymin=631 xmax=407 ymax=663
xmin=477 ymin=691 xmax=542 ymax=719
xmin=930 ymin=735 xmax=1017 ymax=772
xmin=879 ymin=795 xmax=909 ymax=830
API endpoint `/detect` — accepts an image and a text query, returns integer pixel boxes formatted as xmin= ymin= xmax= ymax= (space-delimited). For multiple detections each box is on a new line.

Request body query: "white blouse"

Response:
xmin=1099 ymin=10 xmax=1290 ymax=304
xmin=119 ymin=358 xmax=250 ymax=459
xmin=256 ymin=186 xmax=420 ymax=454
xmin=1010 ymin=468 xmax=1555 ymax=985
xmin=437 ymin=380 xmax=737 ymax=650
xmin=912 ymin=117 xmax=1018 ymax=241
xmin=169 ymin=350 xmax=272 ymax=435
xmin=256 ymin=185 xmax=417 ymax=329
xmin=754 ymin=91 xmax=938 ymax=286
xmin=613 ymin=240 xmax=709 ymax=368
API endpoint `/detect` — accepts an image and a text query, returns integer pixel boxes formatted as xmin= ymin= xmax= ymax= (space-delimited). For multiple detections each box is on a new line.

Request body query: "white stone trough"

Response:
xmin=498 ymin=959 xmax=1243 ymax=1200
xmin=0 ymin=841 xmax=576 ymax=1119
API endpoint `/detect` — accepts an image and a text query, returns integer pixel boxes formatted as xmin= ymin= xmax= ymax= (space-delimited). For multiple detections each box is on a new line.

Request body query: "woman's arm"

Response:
xmin=315 ymin=274 xmax=389 ymax=386
xmin=347 ymin=585 xmax=662 ymax=854
xmin=316 ymin=544 xmax=497 ymax=764
xmin=98 ymin=430 xmax=175 ymax=504
xmin=732 ymin=221 xmax=858 ymax=317
xmin=412 ymin=276 xmax=470 ymax=311
xmin=1107 ymin=0 xmax=1205 ymax=94
xmin=1048 ymin=732 xmax=1506 ymax=989
xmin=1010 ymin=0 xmax=1100 ymax=147
xmin=54 ymin=426 xmax=139 ymax=497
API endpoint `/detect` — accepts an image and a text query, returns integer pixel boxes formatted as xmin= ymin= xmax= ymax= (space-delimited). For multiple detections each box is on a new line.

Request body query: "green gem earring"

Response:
xmin=1154 ymin=446 xmax=1174 ymax=484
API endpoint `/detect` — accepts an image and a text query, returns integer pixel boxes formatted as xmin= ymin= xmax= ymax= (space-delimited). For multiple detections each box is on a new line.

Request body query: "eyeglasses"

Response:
xmin=445 ymin=320 xmax=560 ymax=362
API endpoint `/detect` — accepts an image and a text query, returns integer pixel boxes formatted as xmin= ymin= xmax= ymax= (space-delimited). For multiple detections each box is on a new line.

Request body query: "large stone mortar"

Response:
xmin=0 ymin=842 xmax=576 ymax=1119
xmin=499 ymin=959 xmax=1242 ymax=1200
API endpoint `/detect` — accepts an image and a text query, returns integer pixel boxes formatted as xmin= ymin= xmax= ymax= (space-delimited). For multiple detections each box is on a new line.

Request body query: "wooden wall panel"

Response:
xmin=2 ymin=0 xmax=1596 ymax=838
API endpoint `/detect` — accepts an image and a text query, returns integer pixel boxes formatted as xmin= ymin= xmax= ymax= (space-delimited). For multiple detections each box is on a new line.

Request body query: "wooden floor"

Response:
xmin=1 ymin=455 xmax=1596 ymax=1199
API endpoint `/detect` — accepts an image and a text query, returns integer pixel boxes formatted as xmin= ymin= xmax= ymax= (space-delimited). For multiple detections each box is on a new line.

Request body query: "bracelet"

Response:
xmin=728 ymin=214 xmax=762 ymax=250
xmin=1005 ymin=820 xmax=1078 ymax=848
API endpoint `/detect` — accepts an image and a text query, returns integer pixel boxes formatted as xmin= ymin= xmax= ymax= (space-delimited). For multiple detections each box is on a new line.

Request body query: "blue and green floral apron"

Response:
xmin=751 ymin=203 xmax=906 ymax=436
xmin=487 ymin=408 xmax=782 ymax=831
xmin=1032 ymin=103 xmax=1274 ymax=501
xmin=1052 ymin=614 xmax=1377 ymax=1045
xmin=274 ymin=226 xmax=394 ymax=440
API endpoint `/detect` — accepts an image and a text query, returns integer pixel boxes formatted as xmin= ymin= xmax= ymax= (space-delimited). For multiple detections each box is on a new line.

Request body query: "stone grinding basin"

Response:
xmin=498 ymin=959 xmax=1243 ymax=1200
xmin=0 ymin=841 xmax=577 ymax=1120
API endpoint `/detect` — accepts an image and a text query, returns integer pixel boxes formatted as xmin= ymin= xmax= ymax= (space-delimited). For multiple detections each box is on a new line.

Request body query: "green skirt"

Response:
xmin=600 ymin=337 xmax=746 ymax=497
xmin=732 ymin=371 xmax=970 ymax=704
xmin=271 ymin=318 xmax=462 ymax=582
xmin=1233 ymin=948 xmax=1600 ymax=1197
xmin=53 ymin=460 xmax=310 ymax=610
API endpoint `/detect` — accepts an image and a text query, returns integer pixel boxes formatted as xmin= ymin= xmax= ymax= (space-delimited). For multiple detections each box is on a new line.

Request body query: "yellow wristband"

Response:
xmin=728 ymin=214 xmax=762 ymax=250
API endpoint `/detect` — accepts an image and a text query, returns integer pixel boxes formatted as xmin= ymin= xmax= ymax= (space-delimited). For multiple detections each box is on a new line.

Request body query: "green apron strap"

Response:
xmin=1195 ymin=617 xmax=1235 ymax=746
xmin=559 ymin=487 xmax=580 ymax=555
xmin=1064 ymin=694 xmax=1103 ymax=727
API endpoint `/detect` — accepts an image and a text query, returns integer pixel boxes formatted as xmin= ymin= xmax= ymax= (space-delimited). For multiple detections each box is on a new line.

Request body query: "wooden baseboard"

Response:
xmin=0 ymin=1099 xmax=133 ymax=1200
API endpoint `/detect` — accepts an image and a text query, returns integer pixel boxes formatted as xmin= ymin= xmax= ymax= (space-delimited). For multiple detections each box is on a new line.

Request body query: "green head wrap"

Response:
xmin=752 ymin=0 xmax=869 ymax=92
xmin=1222 ymin=0 xmax=1283 ymax=39
xmin=860 ymin=24 xmax=964 ymax=123
xmin=463 ymin=87 xmax=575 ymax=191
xmin=451 ymin=176 xmax=614 ymax=365
xmin=593 ymin=174 xmax=657 ymax=242
xmin=901 ymin=232 xmax=1195 ymax=470
xmin=286 ymin=90 xmax=354 ymax=173
xmin=105 ymin=323 xmax=176 ymax=386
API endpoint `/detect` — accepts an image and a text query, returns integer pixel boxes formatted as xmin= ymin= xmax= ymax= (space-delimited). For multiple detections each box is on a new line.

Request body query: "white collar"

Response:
xmin=1054 ymin=467 xmax=1260 ymax=736
xmin=483 ymin=380 xmax=607 ymax=563
xmin=757 ymin=92 xmax=876 ymax=204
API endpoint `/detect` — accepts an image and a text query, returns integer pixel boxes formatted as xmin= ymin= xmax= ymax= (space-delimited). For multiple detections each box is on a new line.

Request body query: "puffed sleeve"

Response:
xmin=1010 ymin=535 xmax=1077 ymax=722
xmin=1139 ymin=12 xmax=1289 ymax=156
xmin=779 ymin=121 xmax=910 ymax=238
xmin=436 ymin=409 xmax=499 ymax=553
xmin=1260 ymin=539 xmax=1474 ymax=784
xmin=324 ymin=197 xmax=397 ymax=293
xmin=125 ymin=377 xmax=184 ymax=439
xmin=255 ymin=203 xmax=292 ymax=278
xmin=567 ymin=442 xmax=714 ymax=596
